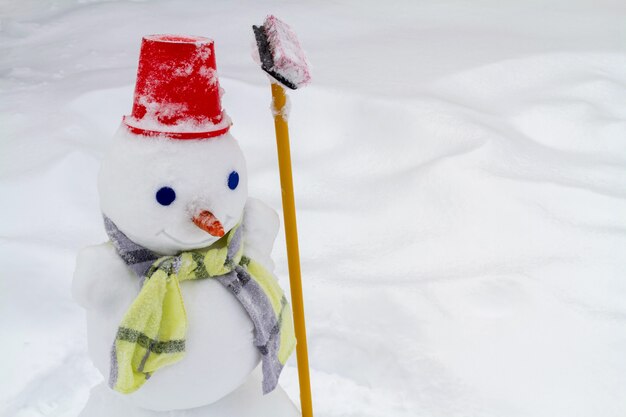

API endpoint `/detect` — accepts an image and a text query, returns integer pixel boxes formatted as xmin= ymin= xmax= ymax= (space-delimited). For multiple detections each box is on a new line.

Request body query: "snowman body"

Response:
xmin=77 ymin=243 xmax=261 ymax=410
xmin=73 ymin=129 xmax=297 ymax=415
xmin=73 ymin=34 xmax=299 ymax=416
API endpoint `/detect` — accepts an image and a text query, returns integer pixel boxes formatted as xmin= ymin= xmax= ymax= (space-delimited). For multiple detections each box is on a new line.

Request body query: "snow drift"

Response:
xmin=1 ymin=1 xmax=626 ymax=416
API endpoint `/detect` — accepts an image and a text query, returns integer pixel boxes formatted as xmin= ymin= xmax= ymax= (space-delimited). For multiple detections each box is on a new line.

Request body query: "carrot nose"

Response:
xmin=192 ymin=210 xmax=225 ymax=237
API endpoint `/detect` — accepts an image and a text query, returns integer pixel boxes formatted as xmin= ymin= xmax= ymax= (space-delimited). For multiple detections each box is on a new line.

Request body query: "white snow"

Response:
xmin=271 ymin=89 xmax=291 ymax=121
xmin=1 ymin=1 xmax=626 ymax=417
xmin=123 ymin=111 xmax=232 ymax=135
xmin=97 ymin=129 xmax=248 ymax=254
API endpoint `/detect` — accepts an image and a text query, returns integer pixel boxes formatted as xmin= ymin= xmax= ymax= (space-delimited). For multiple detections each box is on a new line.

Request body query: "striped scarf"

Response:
xmin=103 ymin=216 xmax=295 ymax=395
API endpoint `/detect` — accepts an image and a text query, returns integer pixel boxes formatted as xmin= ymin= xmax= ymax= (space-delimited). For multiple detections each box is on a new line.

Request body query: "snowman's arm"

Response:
xmin=242 ymin=197 xmax=280 ymax=272
xmin=72 ymin=242 xmax=138 ymax=312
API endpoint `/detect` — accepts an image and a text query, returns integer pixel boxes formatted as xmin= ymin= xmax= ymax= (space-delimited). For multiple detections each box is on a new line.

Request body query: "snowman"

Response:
xmin=72 ymin=35 xmax=300 ymax=417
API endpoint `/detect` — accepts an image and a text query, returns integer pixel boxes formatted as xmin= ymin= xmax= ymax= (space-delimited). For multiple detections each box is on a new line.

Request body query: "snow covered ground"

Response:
xmin=2 ymin=0 xmax=626 ymax=416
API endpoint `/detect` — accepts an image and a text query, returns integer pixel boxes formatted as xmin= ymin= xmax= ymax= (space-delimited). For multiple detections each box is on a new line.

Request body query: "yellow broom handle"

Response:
xmin=271 ymin=82 xmax=313 ymax=417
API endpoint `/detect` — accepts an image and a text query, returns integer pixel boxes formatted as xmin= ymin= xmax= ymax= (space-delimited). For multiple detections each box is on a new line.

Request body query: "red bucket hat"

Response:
xmin=123 ymin=34 xmax=231 ymax=139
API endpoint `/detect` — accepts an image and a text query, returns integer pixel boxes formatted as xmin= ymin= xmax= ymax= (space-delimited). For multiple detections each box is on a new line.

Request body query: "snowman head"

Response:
xmin=98 ymin=129 xmax=248 ymax=254
xmin=98 ymin=34 xmax=249 ymax=254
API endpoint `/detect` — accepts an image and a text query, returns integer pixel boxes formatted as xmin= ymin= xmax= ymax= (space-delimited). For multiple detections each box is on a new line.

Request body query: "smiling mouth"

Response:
xmin=157 ymin=230 xmax=217 ymax=246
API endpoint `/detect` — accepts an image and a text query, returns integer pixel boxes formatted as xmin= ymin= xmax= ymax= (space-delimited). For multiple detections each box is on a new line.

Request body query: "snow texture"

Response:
xmin=98 ymin=129 xmax=248 ymax=254
xmin=271 ymin=91 xmax=291 ymax=121
xmin=1 ymin=1 xmax=626 ymax=417
xmin=74 ymin=124 xmax=272 ymax=413
xmin=263 ymin=15 xmax=311 ymax=88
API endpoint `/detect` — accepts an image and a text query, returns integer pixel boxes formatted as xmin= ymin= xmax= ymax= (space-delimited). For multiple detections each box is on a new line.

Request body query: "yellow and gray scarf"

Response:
xmin=103 ymin=216 xmax=295 ymax=395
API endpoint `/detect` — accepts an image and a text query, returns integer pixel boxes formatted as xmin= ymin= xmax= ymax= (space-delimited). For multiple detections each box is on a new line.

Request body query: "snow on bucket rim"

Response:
xmin=143 ymin=34 xmax=214 ymax=45
xmin=122 ymin=113 xmax=232 ymax=140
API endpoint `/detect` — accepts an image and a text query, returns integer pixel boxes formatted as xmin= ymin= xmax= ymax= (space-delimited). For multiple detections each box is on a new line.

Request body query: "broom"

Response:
xmin=252 ymin=15 xmax=314 ymax=417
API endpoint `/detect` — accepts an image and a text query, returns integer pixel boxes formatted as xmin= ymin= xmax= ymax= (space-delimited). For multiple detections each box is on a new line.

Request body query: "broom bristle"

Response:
xmin=253 ymin=15 xmax=311 ymax=90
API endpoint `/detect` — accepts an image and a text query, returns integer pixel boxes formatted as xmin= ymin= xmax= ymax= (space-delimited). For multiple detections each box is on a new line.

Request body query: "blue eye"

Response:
xmin=156 ymin=186 xmax=176 ymax=206
xmin=228 ymin=171 xmax=239 ymax=190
